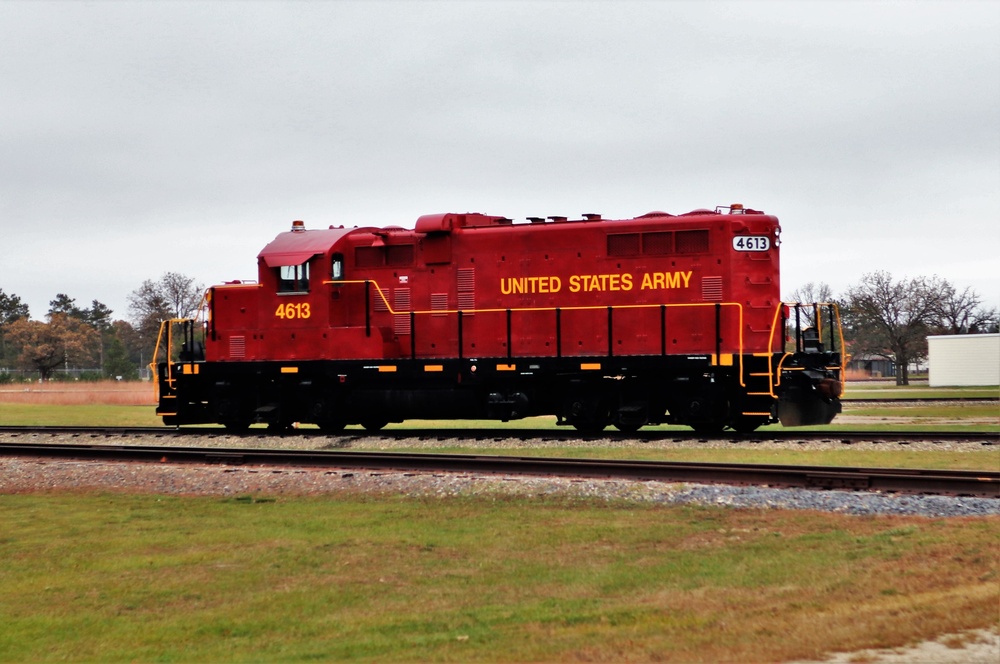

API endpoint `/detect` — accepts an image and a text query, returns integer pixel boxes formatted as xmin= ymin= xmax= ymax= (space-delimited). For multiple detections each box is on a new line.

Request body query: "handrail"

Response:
xmin=324 ymin=278 xmax=747 ymax=384
xmin=762 ymin=302 xmax=847 ymax=398
xmin=150 ymin=317 xmax=197 ymax=401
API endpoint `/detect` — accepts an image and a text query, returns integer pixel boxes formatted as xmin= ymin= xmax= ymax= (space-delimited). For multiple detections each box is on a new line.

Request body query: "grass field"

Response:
xmin=1 ymin=380 xmax=997 ymax=432
xmin=1 ymin=493 xmax=996 ymax=662
xmin=1 ymin=380 xmax=997 ymax=661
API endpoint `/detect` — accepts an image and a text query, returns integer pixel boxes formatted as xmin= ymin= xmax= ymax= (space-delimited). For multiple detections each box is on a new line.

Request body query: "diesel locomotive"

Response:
xmin=154 ymin=204 xmax=844 ymax=433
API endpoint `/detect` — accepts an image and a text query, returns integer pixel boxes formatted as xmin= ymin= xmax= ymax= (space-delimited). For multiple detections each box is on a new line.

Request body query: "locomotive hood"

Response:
xmin=257 ymin=226 xmax=361 ymax=267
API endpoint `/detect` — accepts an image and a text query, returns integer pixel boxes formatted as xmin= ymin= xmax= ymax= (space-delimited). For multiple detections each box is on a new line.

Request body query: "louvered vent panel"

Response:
xmin=430 ymin=292 xmax=448 ymax=316
xmin=457 ymin=268 xmax=475 ymax=291
xmin=373 ymin=285 xmax=389 ymax=312
xmin=702 ymin=276 xmax=723 ymax=302
xmin=457 ymin=268 xmax=475 ymax=314
xmin=355 ymin=246 xmax=383 ymax=267
xmin=386 ymin=245 xmax=414 ymax=266
xmin=677 ymin=229 xmax=709 ymax=254
xmin=393 ymin=288 xmax=412 ymax=335
xmin=642 ymin=231 xmax=674 ymax=255
xmin=229 ymin=336 xmax=246 ymax=359
xmin=607 ymin=233 xmax=640 ymax=256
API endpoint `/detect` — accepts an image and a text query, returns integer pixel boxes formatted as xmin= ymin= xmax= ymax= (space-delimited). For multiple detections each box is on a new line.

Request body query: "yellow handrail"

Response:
xmin=324 ymin=278 xmax=748 ymax=385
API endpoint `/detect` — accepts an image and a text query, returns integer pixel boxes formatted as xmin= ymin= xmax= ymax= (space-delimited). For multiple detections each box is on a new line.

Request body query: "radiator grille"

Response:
xmin=457 ymin=268 xmax=475 ymax=314
xmin=393 ymin=288 xmax=412 ymax=335
xmin=431 ymin=292 xmax=448 ymax=316
xmin=229 ymin=336 xmax=245 ymax=359
xmin=607 ymin=233 xmax=640 ymax=256
xmin=702 ymin=276 xmax=723 ymax=301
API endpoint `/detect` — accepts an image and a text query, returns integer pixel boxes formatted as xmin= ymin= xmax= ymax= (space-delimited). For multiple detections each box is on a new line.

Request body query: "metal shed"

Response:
xmin=927 ymin=333 xmax=1000 ymax=387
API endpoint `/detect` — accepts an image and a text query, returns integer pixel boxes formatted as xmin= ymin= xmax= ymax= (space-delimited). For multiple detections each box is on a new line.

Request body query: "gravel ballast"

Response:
xmin=1 ymin=432 xmax=997 ymax=517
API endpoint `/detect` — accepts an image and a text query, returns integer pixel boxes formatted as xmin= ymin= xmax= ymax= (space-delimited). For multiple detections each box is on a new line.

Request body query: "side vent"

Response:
xmin=373 ymin=286 xmax=389 ymax=312
xmin=607 ymin=233 xmax=640 ymax=256
xmin=393 ymin=288 xmax=411 ymax=335
xmin=702 ymin=276 xmax=723 ymax=301
xmin=677 ymin=229 xmax=709 ymax=253
xmin=642 ymin=231 xmax=674 ymax=255
xmin=430 ymin=292 xmax=448 ymax=316
xmin=229 ymin=336 xmax=246 ymax=359
xmin=457 ymin=268 xmax=475 ymax=314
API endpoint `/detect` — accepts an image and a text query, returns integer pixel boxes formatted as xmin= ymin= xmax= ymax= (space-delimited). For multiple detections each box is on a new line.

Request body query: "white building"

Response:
xmin=927 ymin=333 xmax=1000 ymax=387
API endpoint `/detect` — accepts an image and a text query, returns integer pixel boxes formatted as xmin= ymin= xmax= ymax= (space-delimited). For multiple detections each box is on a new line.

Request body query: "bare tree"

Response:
xmin=785 ymin=282 xmax=835 ymax=329
xmin=934 ymin=281 xmax=998 ymax=334
xmin=128 ymin=272 xmax=205 ymax=368
xmin=128 ymin=272 xmax=204 ymax=325
xmin=786 ymin=282 xmax=833 ymax=305
xmin=842 ymin=271 xmax=943 ymax=385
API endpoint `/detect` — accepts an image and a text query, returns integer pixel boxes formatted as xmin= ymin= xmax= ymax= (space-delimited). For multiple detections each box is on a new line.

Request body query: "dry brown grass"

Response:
xmin=0 ymin=380 xmax=155 ymax=406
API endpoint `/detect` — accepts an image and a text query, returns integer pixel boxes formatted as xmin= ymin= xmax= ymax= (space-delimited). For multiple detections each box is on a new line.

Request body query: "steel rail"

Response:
xmin=844 ymin=397 xmax=998 ymax=403
xmin=0 ymin=424 xmax=995 ymax=444
xmin=1 ymin=442 xmax=997 ymax=498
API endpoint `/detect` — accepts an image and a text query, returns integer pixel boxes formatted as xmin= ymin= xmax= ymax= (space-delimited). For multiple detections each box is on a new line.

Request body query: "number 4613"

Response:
xmin=275 ymin=302 xmax=311 ymax=319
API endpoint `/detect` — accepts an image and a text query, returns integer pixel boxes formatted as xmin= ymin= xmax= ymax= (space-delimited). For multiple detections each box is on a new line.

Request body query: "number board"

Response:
xmin=732 ymin=236 xmax=770 ymax=252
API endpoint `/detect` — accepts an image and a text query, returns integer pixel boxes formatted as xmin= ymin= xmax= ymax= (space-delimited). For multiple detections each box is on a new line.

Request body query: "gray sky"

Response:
xmin=2 ymin=0 xmax=998 ymax=322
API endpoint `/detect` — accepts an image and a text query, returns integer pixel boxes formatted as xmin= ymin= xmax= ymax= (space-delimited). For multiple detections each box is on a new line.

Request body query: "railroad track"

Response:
xmin=0 ymin=425 xmax=995 ymax=445
xmin=844 ymin=397 xmax=998 ymax=403
xmin=1 ymin=440 xmax=997 ymax=498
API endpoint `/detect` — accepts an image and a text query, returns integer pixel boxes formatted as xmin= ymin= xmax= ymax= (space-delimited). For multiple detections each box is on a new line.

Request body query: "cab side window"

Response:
xmin=278 ymin=262 xmax=310 ymax=293
xmin=331 ymin=253 xmax=344 ymax=281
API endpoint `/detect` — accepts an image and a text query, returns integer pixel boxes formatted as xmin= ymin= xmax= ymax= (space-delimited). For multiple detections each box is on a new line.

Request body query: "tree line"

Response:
xmin=1 ymin=270 xmax=995 ymax=383
xmin=790 ymin=272 xmax=997 ymax=385
xmin=0 ymin=273 xmax=203 ymax=382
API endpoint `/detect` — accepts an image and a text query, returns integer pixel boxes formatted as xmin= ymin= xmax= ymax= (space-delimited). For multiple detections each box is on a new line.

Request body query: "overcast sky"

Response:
xmin=2 ymin=0 xmax=998 ymax=322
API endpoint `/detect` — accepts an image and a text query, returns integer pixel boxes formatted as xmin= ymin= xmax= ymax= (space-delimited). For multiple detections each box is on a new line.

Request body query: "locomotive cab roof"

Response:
xmin=257 ymin=226 xmax=369 ymax=267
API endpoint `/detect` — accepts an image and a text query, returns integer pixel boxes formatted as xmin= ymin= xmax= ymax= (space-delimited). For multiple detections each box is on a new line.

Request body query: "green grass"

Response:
xmin=845 ymin=404 xmax=998 ymax=418
xmin=0 ymin=404 xmax=163 ymax=427
xmin=0 ymin=493 xmax=996 ymax=662
xmin=843 ymin=383 xmax=999 ymax=399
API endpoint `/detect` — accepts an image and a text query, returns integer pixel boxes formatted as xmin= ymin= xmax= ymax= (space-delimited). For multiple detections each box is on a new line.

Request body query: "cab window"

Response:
xmin=331 ymin=253 xmax=344 ymax=281
xmin=278 ymin=262 xmax=310 ymax=293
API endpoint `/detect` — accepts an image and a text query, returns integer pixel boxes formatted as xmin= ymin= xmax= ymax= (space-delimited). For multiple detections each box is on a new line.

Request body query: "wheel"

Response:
xmin=730 ymin=417 xmax=766 ymax=434
xmin=613 ymin=419 xmax=644 ymax=433
xmin=222 ymin=419 xmax=251 ymax=434
xmin=613 ymin=405 xmax=648 ymax=433
xmin=690 ymin=420 xmax=726 ymax=435
xmin=361 ymin=419 xmax=389 ymax=432
xmin=568 ymin=396 xmax=610 ymax=434
xmin=318 ymin=418 xmax=346 ymax=434
xmin=573 ymin=420 xmax=608 ymax=433
xmin=268 ymin=420 xmax=294 ymax=433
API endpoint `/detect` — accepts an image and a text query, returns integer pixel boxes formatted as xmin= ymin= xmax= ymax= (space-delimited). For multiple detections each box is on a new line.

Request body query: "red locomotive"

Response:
xmin=154 ymin=204 xmax=844 ymax=433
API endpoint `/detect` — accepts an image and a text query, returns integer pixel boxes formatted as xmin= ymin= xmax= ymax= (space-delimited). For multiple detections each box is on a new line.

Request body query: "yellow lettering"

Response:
xmin=550 ymin=276 xmax=561 ymax=293
xmin=569 ymin=275 xmax=580 ymax=293
xmin=620 ymin=273 xmax=632 ymax=291
xmin=637 ymin=271 xmax=695 ymax=291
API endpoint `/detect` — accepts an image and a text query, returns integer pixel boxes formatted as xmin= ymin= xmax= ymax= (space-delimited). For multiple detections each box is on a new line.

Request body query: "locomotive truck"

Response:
xmin=154 ymin=204 xmax=844 ymax=433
